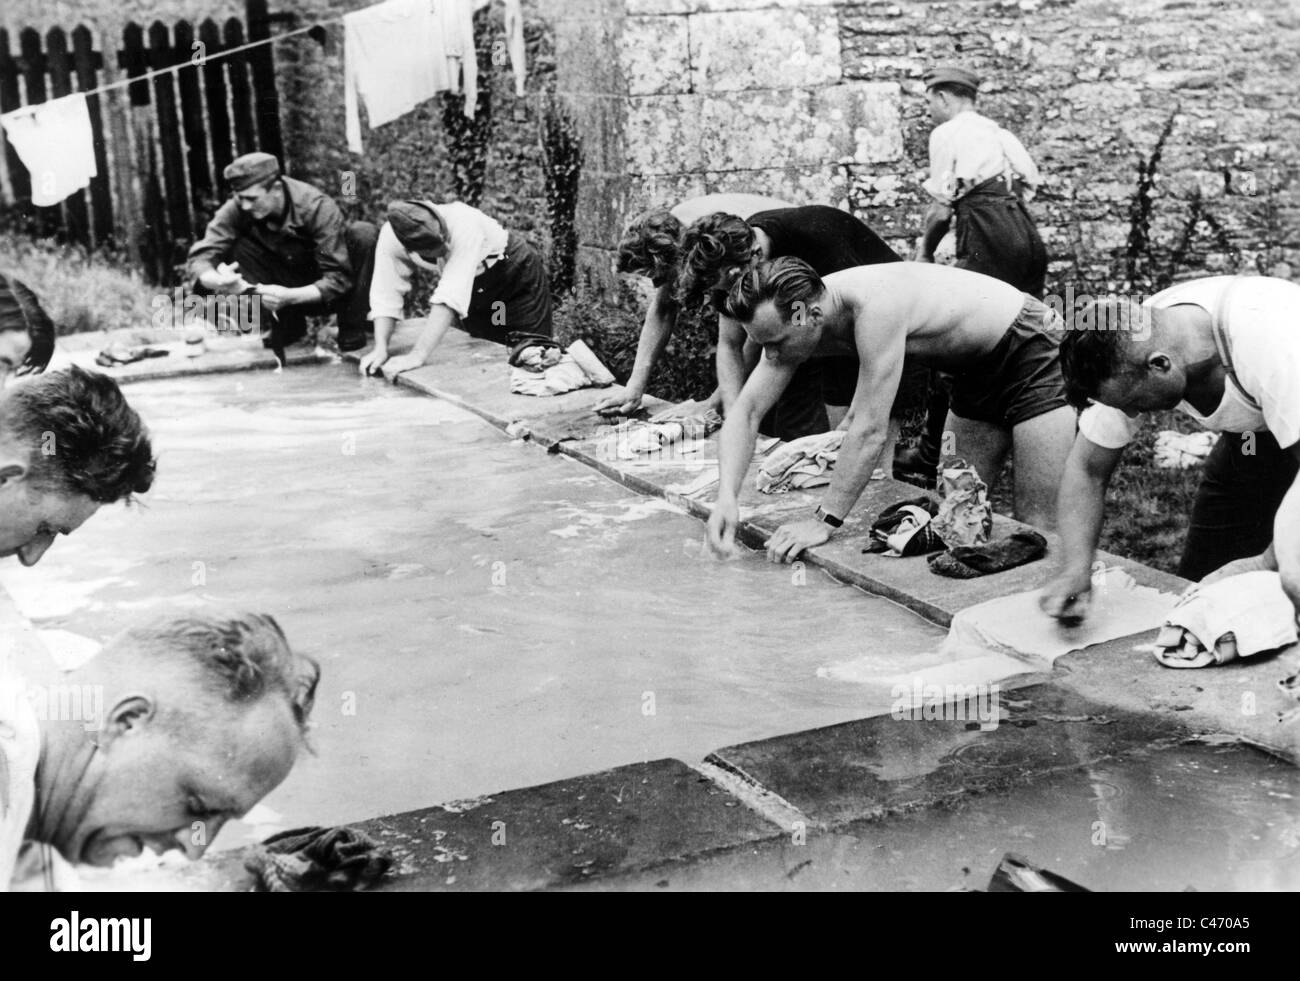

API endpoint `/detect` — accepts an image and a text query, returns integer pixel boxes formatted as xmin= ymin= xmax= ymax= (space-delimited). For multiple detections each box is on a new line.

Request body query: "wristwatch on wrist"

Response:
xmin=814 ymin=505 xmax=843 ymax=529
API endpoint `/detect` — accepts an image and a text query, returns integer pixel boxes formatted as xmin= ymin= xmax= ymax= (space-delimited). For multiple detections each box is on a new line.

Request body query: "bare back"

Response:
xmin=821 ymin=263 xmax=1027 ymax=370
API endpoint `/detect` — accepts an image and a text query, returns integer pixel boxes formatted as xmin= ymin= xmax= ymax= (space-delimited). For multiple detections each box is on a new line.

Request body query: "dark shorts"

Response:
xmin=1179 ymin=431 xmax=1300 ymax=582
xmin=819 ymin=353 xmax=929 ymax=420
xmin=761 ymin=359 xmax=829 ymax=441
xmin=949 ymin=296 xmax=1069 ymax=428
xmin=462 ymin=232 xmax=553 ymax=344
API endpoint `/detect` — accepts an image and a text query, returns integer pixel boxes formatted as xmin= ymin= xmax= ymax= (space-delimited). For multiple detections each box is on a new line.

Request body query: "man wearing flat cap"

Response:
xmin=901 ymin=65 xmax=1049 ymax=484
xmin=186 ymin=152 xmax=379 ymax=359
xmin=359 ymin=199 xmax=552 ymax=379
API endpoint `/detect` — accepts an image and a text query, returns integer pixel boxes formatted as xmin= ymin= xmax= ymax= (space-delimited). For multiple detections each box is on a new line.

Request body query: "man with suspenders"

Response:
xmin=1039 ymin=276 xmax=1300 ymax=624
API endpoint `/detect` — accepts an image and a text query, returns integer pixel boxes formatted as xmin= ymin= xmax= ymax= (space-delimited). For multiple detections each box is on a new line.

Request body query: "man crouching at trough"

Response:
xmin=0 ymin=610 xmax=319 ymax=889
xmin=706 ymin=258 xmax=1076 ymax=562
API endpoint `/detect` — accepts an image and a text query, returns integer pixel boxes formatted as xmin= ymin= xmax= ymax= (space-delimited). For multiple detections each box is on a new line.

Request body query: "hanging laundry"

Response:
xmin=0 ymin=93 xmax=97 ymax=207
xmin=344 ymin=0 xmax=451 ymax=154
xmin=503 ymin=0 xmax=527 ymax=97
xmin=1152 ymin=570 xmax=1299 ymax=669
xmin=436 ymin=0 xmax=479 ymax=118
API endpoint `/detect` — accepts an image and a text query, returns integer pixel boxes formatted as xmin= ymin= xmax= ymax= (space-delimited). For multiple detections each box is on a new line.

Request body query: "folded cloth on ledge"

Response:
xmin=618 ymin=421 xmax=686 ymax=458
xmin=510 ymin=354 xmax=593 ymax=396
xmin=931 ymin=459 xmax=992 ymax=546
xmin=756 ymin=430 xmax=845 ymax=493
xmin=943 ymin=567 xmax=1178 ymax=666
xmin=649 ymin=400 xmax=723 ymax=437
xmin=1152 ymin=571 xmax=1299 ymax=669
xmin=928 ymin=529 xmax=1048 ymax=578
xmin=243 ymin=825 xmax=394 ymax=892
xmin=863 ymin=496 xmax=946 ymax=557
xmin=1153 ymin=430 xmax=1216 ymax=469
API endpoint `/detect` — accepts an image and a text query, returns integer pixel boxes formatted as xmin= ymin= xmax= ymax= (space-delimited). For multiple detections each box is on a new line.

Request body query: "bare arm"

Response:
xmin=917 ymin=201 xmax=953 ymax=261
xmin=818 ymin=343 xmax=904 ymax=520
xmin=1275 ymin=466 xmax=1300 ymax=611
xmin=595 ymin=284 xmax=679 ymax=415
xmin=706 ymin=357 xmax=797 ymax=555
xmin=1039 ymin=434 xmax=1124 ymax=622
xmin=715 ymin=315 xmax=751 ymax=415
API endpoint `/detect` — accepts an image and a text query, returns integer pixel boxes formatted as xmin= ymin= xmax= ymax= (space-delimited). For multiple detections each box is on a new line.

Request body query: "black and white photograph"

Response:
xmin=0 ymin=0 xmax=1294 ymax=928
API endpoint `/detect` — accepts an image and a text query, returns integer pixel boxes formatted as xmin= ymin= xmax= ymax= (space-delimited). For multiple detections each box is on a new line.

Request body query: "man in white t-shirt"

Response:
xmin=1039 ymin=276 xmax=1300 ymax=624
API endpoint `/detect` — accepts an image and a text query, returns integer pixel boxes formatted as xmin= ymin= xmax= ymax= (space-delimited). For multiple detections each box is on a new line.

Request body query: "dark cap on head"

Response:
xmin=386 ymin=200 xmax=447 ymax=253
xmin=223 ymin=152 xmax=281 ymax=191
xmin=922 ymin=65 xmax=981 ymax=92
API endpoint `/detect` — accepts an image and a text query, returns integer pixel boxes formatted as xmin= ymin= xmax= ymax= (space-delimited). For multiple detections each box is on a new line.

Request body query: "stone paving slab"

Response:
xmin=705 ymin=682 xmax=1194 ymax=829
xmin=342 ymin=758 xmax=779 ymax=891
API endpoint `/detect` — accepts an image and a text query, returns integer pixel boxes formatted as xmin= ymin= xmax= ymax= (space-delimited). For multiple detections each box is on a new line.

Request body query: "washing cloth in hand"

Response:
xmin=931 ymin=459 xmax=992 ymax=546
xmin=863 ymin=497 xmax=946 ymax=557
xmin=945 ymin=568 xmax=1178 ymax=666
xmin=1152 ymin=571 xmax=1299 ymax=669
xmin=928 ymin=530 xmax=1048 ymax=579
xmin=0 ymin=93 xmax=97 ymax=206
xmin=510 ymin=354 xmax=591 ymax=396
xmin=243 ymin=825 xmax=394 ymax=892
xmin=756 ymin=430 xmax=845 ymax=493
xmin=1153 ymin=430 xmax=1216 ymax=469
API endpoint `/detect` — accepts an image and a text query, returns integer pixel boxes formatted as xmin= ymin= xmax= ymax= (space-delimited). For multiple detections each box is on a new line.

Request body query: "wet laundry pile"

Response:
xmin=243 ymin=825 xmax=394 ymax=892
xmin=861 ymin=461 xmax=1045 ymax=577
xmin=616 ymin=403 xmax=721 ymax=460
xmin=509 ymin=337 xmax=613 ymax=397
xmin=1152 ymin=571 xmax=1298 ymax=669
xmin=1153 ymin=429 xmax=1216 ymax=469
xmin=756 ymin=430 xmax=882 ymax=492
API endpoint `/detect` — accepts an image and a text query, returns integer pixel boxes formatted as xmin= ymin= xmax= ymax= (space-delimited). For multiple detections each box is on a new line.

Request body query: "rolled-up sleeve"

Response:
xmin=368 ymin=222 xmax=415 ymax=321
xmin=186 ymin=201 xmax=241 ymax=281
xmin=428 ymin=222 xmax=486 ymax=320
xmin=922 ymin=125 xmax=959 ymax=204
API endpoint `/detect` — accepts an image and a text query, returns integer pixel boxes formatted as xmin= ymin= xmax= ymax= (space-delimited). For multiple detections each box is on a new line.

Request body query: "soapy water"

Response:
xmin=0 ymin=366 xmax=1047 ymax=868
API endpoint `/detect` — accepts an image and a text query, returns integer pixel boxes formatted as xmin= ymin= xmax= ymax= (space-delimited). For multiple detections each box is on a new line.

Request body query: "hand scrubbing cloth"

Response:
xmin=756 ymin=430 xmax=845 ymax=493
xmin=1153 ymin=430 xmax=1216 ymax=469
xmin=1152 ymin=571 xmax=1299 ymax=669
xmin=863 ymin=497 xmax=947 ymax=557
xmin=650 ymin=400 xmax=723 ymax=437
xmin=243 ymin=826 xmax=394 ymax=892
xmin=945 ymin=567 xmax=1178 ymax=666
xmin=928 ymin=530 xmax=1048 ymax=578
xmin=931 ymin=459 xmax=992 ymax=546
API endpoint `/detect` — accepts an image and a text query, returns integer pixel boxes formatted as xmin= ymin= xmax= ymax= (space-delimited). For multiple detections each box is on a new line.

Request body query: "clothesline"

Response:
xmin=0 ymin=17 xmax=346 ymax=116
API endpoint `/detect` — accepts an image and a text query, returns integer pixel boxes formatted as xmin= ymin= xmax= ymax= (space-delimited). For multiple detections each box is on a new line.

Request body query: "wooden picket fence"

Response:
xmin=0 ymin=0 xmax=288 ymax=284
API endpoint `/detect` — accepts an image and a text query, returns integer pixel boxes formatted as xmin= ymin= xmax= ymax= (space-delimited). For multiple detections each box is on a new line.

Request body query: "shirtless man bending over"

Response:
xmin=706 ymin=258 xmax=1076 ymax=562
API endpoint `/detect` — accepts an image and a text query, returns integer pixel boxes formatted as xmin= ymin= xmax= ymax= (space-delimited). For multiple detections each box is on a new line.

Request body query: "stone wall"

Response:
xmin=6 ymin=0 xmax=1298 ymax=301
xmin=544 ymin=0 xmax=1300 ymax=297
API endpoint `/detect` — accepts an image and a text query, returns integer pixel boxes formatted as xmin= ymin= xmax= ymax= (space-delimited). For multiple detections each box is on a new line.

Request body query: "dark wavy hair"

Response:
xmin=0 ymin=365 xmax=156 ymax=503
xmin=0 ymin=272 xmax=55 ymax=376
xmin=616 ymin=210 xmax=683 ymax=287
xmin=724 ymin=256 xmax=826 ymax=325
xmin=677 ymin=212 xmax=755 ymax=310
xmin=1057 ymin=299 xmax=1148 ymax=410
